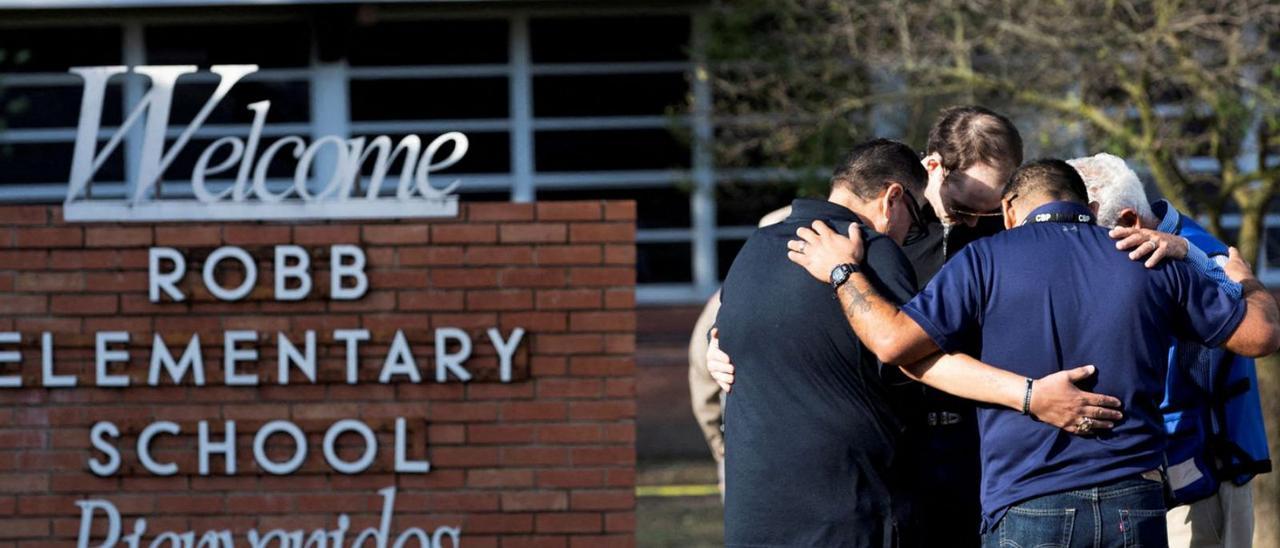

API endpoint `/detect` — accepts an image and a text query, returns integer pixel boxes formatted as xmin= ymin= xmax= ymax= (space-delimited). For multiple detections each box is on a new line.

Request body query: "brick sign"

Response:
xmin=0 ymin=201 xmax=637 ymax=547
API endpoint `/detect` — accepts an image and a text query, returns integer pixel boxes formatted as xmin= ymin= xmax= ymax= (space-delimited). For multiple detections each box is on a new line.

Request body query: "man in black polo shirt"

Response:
xmin=716 ymin=141 xmax=1123 ymax=547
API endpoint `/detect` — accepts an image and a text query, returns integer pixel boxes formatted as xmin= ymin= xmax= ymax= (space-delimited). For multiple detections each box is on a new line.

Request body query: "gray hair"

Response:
xmin=1066 ymin=153 xmax=1154 ymax=228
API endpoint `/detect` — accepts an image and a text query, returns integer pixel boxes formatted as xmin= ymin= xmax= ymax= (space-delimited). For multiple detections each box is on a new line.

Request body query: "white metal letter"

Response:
xmin=333 ymin=329 xmax=370 ymax=384
xmin=223 ymin=330 xmax=259 ymax=386
xmin=0 ymin=332 xmax=22 ymax=388
xmin=379 ymin=330 xmax=421 ymax=384
xmin=434 ymin=327 xmax=473 ymax=383
xmin=137 ymin=421 xmax=180 ymax=476
xmin=252 ymin=420 xmax=307 ymax=475
xmin=330 ymin=245 xmax=368 ymax=300
xmin=42 ymin=332 xmax=76 ymax=387
xmin=149 ymin=247 xmax=187 ymax=302
xmin=487 ymin=327 xmax=525 ymax=384
xmin=203 ymin=246 xmax=257 ymax=301
xmin=323 ymin=419 xmax=377 ymax=475
xmin=88 ymin=421 xmax=121 ymax=477
xmin=274 ymin=245 xmax=311 ymax=301
xmin=95 ymin=331 xmax=130 ymax=387
xmin=277 ymin=331 xmax=316 ymax=384
xmin=198 ymin=420 xmax=237 ymax=476
xmin=148 ymin=334 xmax=205 ymax=386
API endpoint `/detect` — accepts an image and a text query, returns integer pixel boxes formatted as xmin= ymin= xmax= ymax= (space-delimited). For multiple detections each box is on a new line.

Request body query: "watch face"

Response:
xmin=831 ymin=264 xmax=850 ymax=286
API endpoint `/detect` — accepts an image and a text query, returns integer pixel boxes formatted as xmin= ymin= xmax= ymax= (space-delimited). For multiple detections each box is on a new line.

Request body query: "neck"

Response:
xmin=1139 ymin=215 xmax=1160 ymax=230
xmin=827 ymin=187 xmax=874 ymax=224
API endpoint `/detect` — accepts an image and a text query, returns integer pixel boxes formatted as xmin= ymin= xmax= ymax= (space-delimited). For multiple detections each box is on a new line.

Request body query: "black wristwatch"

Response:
xmin=830 ymin=263 xmax=859 ymax=290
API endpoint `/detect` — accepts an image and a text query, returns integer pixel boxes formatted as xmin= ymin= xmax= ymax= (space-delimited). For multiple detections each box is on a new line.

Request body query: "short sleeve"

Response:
xmin=900 ymin=245 xmax=985 ymax=353
xmin=1164 ymin=260 xmax=1246 ymax=348
xmin=860 ymin=229 xmax=919 ymax=306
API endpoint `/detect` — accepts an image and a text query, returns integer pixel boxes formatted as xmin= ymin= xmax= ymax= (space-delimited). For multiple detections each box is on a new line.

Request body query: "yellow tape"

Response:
xmin=635 ymin=484 xmax=721 ymax=497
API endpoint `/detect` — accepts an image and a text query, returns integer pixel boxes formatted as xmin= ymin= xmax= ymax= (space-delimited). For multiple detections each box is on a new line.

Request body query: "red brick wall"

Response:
xmin=0 ymin=201 xmax=637 ymax=547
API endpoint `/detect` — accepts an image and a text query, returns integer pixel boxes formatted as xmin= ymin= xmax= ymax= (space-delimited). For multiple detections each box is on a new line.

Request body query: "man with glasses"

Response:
xmin=895 ymin=106 xmax=1026 ymax=547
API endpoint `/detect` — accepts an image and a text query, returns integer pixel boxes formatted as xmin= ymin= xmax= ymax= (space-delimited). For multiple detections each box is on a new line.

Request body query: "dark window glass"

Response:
xmin=530 ymin=16 xmax=690 ymax=63
xmin=0 ymin=27 xmax=121 ymax=73
xmin=348 ymin=131 xmax=509 ymax=175
xmin=718 ymin=239 xmax=748 ymax=279
xmin=146 ymin=24 xmax=311 ymax=68
xmin=535 ymin=129 xmax=689 ymax=171
xmin=537 ymin=188 xmax=690 ymax=229
xmin=349 ymin=78 xmax=508 ymax=120
xmin=0 ymin=141 xmax=124 ymax=185
xmin=169 ymin=80 xmax=310 ymax=125
xmin=533 ymin=73 xmax=687 ymax=117
xmin=0 ymin=84 xmax=123 ymax=128
xmin=638 ymin=242 xmax=692 ymax=284
xmin=349 ymin=20 xmax=508 ymax=65
xmin=716 ymin=181 xmax=798 ymax=226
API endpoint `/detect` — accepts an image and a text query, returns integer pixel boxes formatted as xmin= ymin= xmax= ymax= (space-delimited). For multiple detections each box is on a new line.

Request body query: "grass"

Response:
xmin=636 ymin=459 xmax=724 ymax=547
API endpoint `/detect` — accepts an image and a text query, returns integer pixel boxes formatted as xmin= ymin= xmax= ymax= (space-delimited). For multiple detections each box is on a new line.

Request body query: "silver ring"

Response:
xmin=797 ymin=241 xmax=807 ymax=253
xmin=1078 ymin=417 xmax=1093 ymax=433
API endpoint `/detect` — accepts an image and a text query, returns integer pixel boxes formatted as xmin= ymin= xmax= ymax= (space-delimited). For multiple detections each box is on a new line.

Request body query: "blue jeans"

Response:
xmin=983 ymin=476 xmax=1168 ymax=548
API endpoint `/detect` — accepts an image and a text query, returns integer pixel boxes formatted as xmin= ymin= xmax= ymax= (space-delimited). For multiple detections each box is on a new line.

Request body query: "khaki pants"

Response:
xmin=1166 ymin=481 xmax=1254 ymax=548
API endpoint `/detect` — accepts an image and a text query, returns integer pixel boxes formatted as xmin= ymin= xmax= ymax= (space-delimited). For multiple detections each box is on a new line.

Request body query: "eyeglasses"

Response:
xmin=900 ymin=186 xmax=930 ymax=246
xmin=946 ymin=204 xmax=1004 ymax=220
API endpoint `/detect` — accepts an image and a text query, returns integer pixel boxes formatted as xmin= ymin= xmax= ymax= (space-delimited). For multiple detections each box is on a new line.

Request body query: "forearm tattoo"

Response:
xmin=841 ymin=280 xmax=873 ymax=315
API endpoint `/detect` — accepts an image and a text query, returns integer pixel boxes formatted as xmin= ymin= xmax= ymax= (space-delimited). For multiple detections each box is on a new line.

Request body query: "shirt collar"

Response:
xmin=1022 ymin=201 xmax=1096 ymax=225
xmin=786 ymin=198 xmax=863 ymax=224
xmin=1151 ymin=200 xmax=1181 ymax=234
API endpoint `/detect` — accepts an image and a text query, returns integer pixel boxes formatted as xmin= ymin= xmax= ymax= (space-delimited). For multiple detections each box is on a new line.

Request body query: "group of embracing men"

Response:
xmin=695 ymin=106 xmax=1279 ymax=548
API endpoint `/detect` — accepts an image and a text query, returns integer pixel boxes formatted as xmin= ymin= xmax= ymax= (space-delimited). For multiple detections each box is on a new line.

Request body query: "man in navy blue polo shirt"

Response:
xmin=786 ymin=159 xmax=1280 ymax=547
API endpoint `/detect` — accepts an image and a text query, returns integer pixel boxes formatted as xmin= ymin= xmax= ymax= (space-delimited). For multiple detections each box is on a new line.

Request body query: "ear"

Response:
xmin=881 ymin=183 xmax=903 ymax=217
xmin=1115 ymin=207 xmax=1140 ymax=228
xmin=1002 ymin=197 xmax=1018 ymax=230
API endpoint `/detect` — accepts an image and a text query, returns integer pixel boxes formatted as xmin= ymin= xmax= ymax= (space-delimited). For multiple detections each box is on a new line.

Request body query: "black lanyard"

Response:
xmin=1021 ymin=212 xmax=1095 ymax=226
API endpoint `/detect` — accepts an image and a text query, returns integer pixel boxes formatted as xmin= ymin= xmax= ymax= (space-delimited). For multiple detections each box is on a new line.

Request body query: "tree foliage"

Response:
xmin=708 ymin=0 xmax=1280 ymax=264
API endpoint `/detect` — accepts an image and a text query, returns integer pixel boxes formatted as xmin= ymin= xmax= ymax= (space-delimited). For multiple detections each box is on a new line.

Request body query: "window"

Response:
xmin=0 ymin=84 xmax=123 ymax=128
xmin=0 ymin=26 xmax=121 ymax=72
xmin=533 ymin=73 xmax=688 ymax=117
xmin=348 ymin=20 xmax=508 ymax=66
xmin=535 ymin=129 xmax=690 ymax=171
xmin=350 ymin=78 xmax=508 ymax=121
xmin=530 ymin=16 xmax=689 ymax=63
xmin=146 ymin=23 xmax=311 ymax=67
